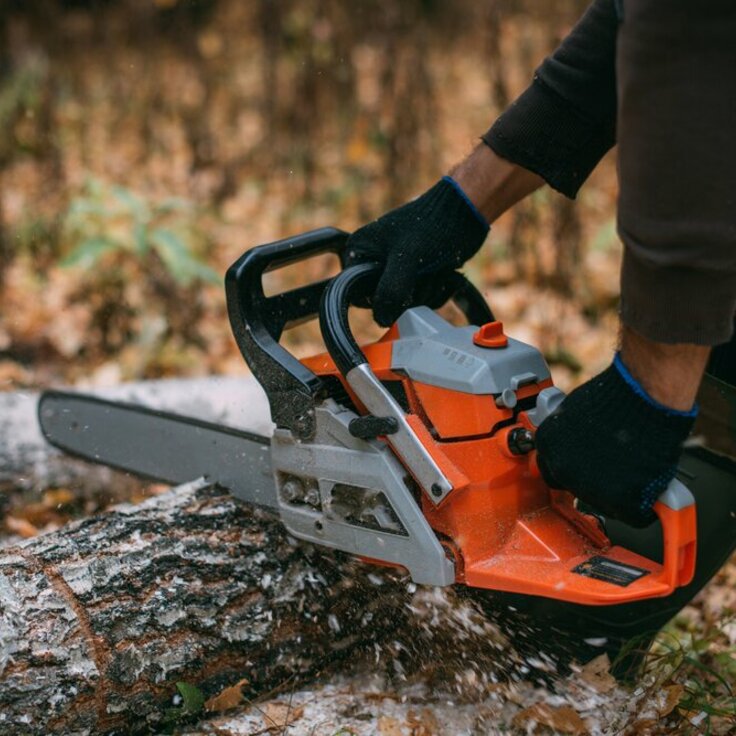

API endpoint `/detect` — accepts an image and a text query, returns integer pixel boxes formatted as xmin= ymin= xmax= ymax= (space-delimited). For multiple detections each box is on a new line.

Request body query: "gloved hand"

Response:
xmin=344 ymin=176 xmax=489 ymax=326
xmin=535 ymin=353 xmax=697 ymax=528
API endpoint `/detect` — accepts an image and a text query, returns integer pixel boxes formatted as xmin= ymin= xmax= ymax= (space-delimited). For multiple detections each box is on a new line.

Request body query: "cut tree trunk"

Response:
xmin=0 ymin=380 xmax=558 ymax=735
xmin=0 ymin=478 xmax=405 ymax=735
xmin=0 ymin=477 xmax=517 ymax=736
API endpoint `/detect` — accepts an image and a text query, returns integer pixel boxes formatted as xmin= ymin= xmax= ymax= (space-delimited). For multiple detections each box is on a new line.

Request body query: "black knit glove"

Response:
xmin=536 ymin=354 xmax=697 ymax=528
xmin=344 ymin=176 xmax=489 ymax=326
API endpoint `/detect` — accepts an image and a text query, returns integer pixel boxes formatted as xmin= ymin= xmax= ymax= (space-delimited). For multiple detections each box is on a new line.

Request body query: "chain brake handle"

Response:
xmin=317 ymin=263 xmax=492 ymax=501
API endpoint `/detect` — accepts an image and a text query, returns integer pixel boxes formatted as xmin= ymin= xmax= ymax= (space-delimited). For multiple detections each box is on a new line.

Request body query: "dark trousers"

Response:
xmin=617 ymin=0 xmax=736 ymax=346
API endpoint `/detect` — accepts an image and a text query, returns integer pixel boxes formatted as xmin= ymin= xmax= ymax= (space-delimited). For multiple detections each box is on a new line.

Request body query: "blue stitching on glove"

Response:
xmin=442 ymin=175 xmax=490 ymax=230
xmin=613 ymin=353 xmax=698 ymax=419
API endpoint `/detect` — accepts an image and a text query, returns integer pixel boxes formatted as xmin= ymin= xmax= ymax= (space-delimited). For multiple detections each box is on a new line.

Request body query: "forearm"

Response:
xmin=450 ymin=144 xmax=544 ymax=224
xmin=619 ymin=325 xmax=710 ymax=413
xmin=483 ymin=0 xmax=618 ymax=198
xmin=450 ymin=2 xmax=619 ymax=222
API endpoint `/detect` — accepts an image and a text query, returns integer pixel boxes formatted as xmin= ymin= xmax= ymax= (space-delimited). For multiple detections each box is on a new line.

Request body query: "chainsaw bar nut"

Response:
xmin=281 ymin=477 xmax=304 ymax=501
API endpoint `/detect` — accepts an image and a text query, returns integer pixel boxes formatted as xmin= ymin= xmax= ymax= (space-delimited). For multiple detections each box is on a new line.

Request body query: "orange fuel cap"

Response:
xmin=473 ymin=320 xmax=508 ymax=348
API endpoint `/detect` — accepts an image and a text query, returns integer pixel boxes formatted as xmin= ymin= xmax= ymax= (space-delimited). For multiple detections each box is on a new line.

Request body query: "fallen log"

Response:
xmin=0 ymin=476 xmax=519 ymax=736
xmin=0 ymin=478 xmax=397 ymax=735
xmin=0 ymin=379 xmax=526 ymax=736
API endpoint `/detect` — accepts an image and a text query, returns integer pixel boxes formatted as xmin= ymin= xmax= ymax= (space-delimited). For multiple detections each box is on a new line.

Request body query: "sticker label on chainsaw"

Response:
xmin=572 ymin=556 xmax=650 ymax=587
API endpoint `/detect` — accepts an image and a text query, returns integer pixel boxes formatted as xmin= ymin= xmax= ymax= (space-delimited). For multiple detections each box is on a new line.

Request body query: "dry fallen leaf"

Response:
xmin=205 ymin=677 xmax=249 ymax=712
xmin=406 ymin=707 xmax=439 ymax=735
xmin=580 ymin=653 xmax=617 ymax=694
xmin=513 ymin=702 xmax=589 ymax=735
xmin=658 ymin=684 xmax=684 ymax=718
xmin=42 ymin=488 xmax=76 ymax=508
xmin=14 ymin=502 xmax=67 ymax=530
xmin=626 ymin=717 xmax=658 ymax=735
xmin=261 ymin=701 xmax=304 ymax=731
xmin=0 ymin=359 xmax=30 ymax=388
xmin=5 ymin=515 xmax=40 ymax=539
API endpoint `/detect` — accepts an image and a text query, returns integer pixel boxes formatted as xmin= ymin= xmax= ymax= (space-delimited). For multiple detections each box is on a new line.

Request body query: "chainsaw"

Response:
xmin=39 ymin=228 xmax=736 ymax=632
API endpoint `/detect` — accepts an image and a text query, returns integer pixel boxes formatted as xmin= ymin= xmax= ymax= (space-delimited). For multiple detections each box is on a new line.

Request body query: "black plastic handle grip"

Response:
xmin=319 ymin=263 xmax=382 ymax=375
xmin=226 ymin=226 xmax=349 ymax=343
xmin=319 ymin=265 xmax=495 ymax=376
xmin=225 ymin=227 xmax=349 ymax=437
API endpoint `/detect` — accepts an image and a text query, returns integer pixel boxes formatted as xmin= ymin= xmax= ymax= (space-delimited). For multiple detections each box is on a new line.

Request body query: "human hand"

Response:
xmin=535 ymin=353 xmax=697 ymax=528
xmin=344 ymin=176 xmax=489 ymax=326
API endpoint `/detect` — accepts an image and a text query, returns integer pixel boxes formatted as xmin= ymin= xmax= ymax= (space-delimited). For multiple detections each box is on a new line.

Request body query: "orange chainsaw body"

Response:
xmin=302 ymin=321 xmax=697 ymax=606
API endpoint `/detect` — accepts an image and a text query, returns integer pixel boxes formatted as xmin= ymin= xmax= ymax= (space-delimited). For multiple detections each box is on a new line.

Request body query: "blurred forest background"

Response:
xmin=0 ymin=0 xmax=622 ymax=393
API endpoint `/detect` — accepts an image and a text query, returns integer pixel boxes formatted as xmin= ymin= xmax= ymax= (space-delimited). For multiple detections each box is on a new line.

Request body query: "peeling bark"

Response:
xmin=0 ymin=479 xmax=422 ymax=735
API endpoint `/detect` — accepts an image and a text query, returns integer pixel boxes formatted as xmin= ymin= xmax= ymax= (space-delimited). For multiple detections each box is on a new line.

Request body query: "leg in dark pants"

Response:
xmin=616 ymin=0 xmax=736 ymax=348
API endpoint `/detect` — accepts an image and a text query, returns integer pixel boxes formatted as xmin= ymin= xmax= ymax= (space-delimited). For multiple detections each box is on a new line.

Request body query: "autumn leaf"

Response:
xmin=377 ymin=715 xmax=405 ymax=735
xmin=261 ymin=700 xmax=305 ymax=732
xmin=406 ymin=707 xmax=440 ymax=735
xmin=205 ymin=677 xmax=249 ymax=713
xmin=513 ymin=702 xmax=588 ymax=735
xmin=658 ymin=684 xmax=684 ymax=717
xmin=580 ymin=653 xmax=617 ymax=694
xmin=5 ymin=515 xmax=39 ymax=538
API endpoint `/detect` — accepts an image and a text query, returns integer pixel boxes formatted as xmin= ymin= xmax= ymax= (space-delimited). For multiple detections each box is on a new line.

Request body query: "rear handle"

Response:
xmin=225 ymin=227 xmax=349 ymax=437
xmin=653 ymin=479 xmax=697 ymax=589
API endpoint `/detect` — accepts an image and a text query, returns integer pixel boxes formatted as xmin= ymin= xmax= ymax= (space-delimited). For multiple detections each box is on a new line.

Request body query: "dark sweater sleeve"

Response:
xmin=483 ymin=0 xmax=619 ymax=198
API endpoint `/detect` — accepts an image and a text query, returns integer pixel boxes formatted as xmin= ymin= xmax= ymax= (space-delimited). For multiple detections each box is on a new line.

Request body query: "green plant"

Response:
xmin=56 ymin=178 xmax=220 ymax=375
xmin=0 ymin=54 xmax=48 ymax=158
xmin=160 ymin=681 xmax=207 ymax=731
xmin=641 ymin=613 xmax=736 ymax=733
xmin=61 ymin=178 xmax=219 ymax=286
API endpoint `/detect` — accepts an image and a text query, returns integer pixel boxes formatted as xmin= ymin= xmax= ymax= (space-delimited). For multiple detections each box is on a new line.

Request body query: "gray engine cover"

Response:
xmin=392 ymin=307 xmax=551 ymax=395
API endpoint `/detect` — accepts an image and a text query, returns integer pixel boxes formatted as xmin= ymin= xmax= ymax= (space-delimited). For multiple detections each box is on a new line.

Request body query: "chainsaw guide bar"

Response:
xmin=39 ymin=391 xmax=276 ymax=509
